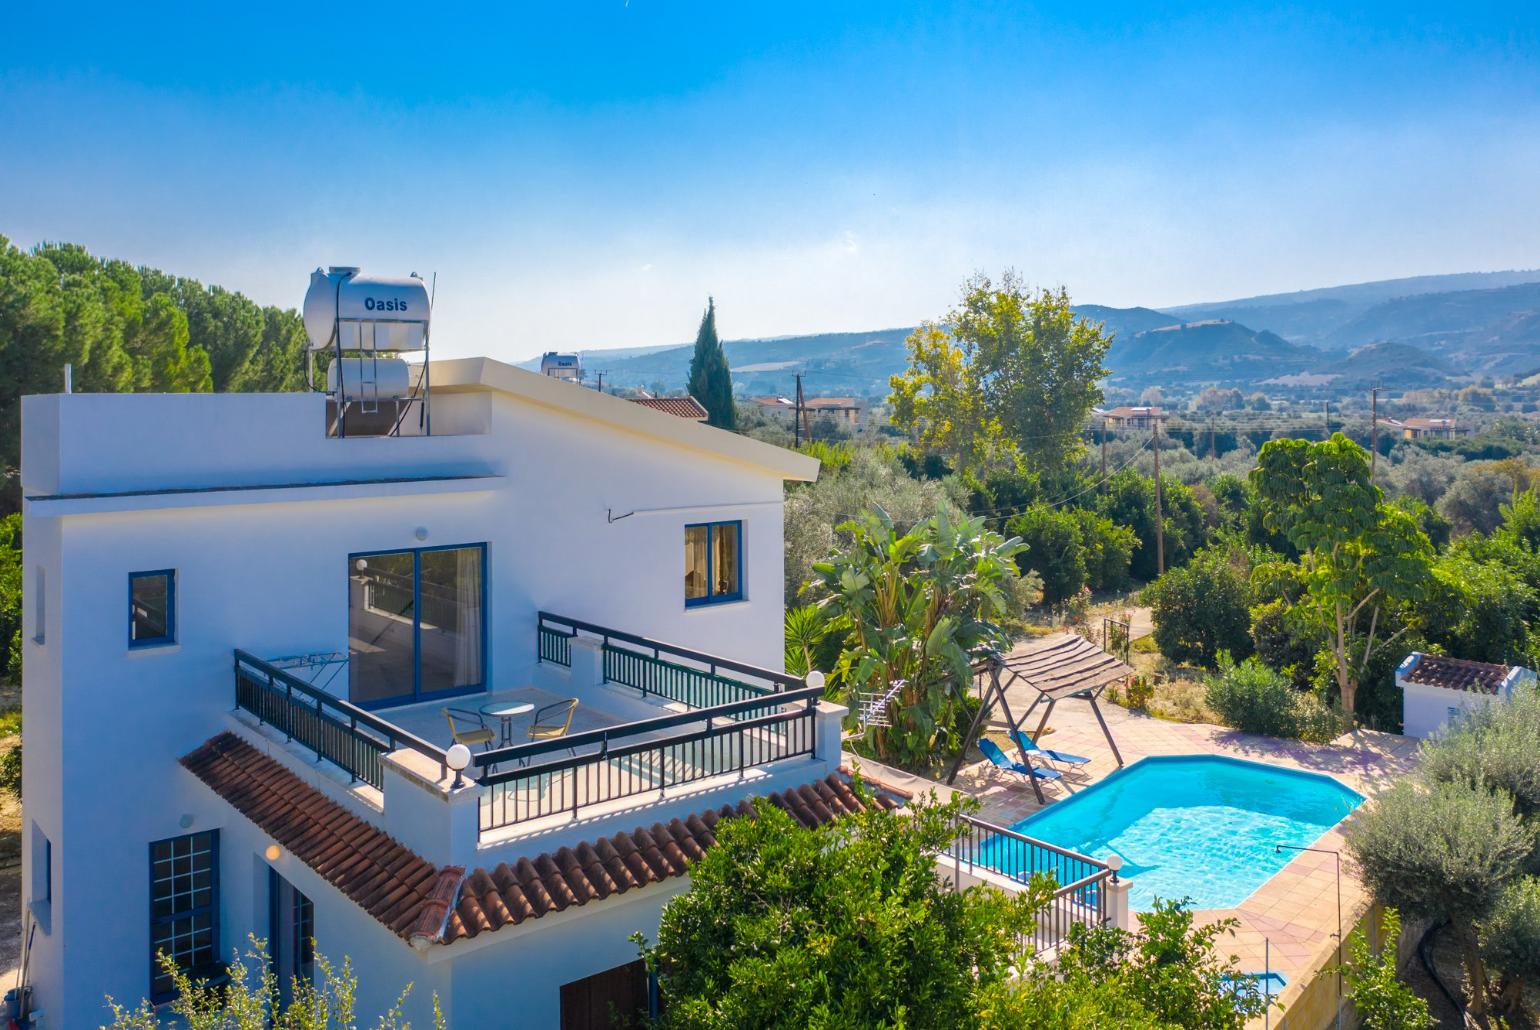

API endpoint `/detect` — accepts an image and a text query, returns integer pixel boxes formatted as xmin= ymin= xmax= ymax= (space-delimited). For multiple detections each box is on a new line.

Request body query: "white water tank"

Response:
xmin=303 ymin=267 xmax=430 ymax=352
xmin=326 ymin=357 xmax=414 ymax=400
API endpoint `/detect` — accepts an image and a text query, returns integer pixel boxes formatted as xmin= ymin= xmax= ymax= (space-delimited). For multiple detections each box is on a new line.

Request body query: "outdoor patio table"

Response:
xmin=479 ymin=700 xmax=535 ymax=747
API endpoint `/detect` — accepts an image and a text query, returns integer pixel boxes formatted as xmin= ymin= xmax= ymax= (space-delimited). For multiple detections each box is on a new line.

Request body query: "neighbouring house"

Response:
xmin=539 ymin=351 xmax=582 ymax=382
xmin=628 ymin=395 xmax=709 ymax=421
xmin=804 ymin=397 xmax=863 ymax=429
xmin=19 ymin=324 xmax=853 ymax=1025
xmin=1396 ymin=652 xmax=1537 ymax=738
xmin=1097 ymin=406 xmax=1166 ymax=430
xmin=1377 ymin=416 xmax=1460 ymax=440
xmin=749 ymin=395 xmax=796 ymax=420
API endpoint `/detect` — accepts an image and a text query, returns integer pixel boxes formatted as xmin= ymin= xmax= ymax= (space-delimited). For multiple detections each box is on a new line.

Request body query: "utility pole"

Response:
xmin=1370 ymin=387 xmax=1380 ymax=478
xmin=1100 ymin=417 xmax=1108 ymax=478
xmin=1153 ymin=415 xmax=1165 ymax=576
xmin=594 ymin=370 xmax=606 ymax=393
xmin=793 ymin=373 xmax=805 ymax=448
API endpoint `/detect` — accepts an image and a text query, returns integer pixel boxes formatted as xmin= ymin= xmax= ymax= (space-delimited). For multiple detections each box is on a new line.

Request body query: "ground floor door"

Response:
xmin=559 ymin=960 xmax=650 ymax=1030
xmin=268 ymin=869 xmax=314 ymax=1006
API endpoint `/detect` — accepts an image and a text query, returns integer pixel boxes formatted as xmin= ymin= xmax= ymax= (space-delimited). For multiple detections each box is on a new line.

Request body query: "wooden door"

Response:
xmin=559 ymin=960 xmax=649 ymax=1030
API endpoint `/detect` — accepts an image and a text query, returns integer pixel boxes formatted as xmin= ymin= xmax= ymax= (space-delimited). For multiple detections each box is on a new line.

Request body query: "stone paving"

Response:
xmin=951 ymin=698 xmax=1421 ymax=1019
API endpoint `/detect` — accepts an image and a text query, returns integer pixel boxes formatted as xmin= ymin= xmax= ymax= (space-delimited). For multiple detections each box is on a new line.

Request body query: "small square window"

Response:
xmin=685 ymin=522 xmax=742 ymax=606
xmin=130 ymin=570 xmax=176 ymax=647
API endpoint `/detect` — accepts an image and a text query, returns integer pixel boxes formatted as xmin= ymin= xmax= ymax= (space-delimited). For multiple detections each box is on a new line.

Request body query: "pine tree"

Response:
xmin=686 ymin=297 xmax=736 ymax=430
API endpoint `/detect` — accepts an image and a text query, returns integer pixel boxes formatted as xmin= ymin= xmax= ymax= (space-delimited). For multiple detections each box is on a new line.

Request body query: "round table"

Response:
xmin=479 ymin=700 xmax=536 ymax=747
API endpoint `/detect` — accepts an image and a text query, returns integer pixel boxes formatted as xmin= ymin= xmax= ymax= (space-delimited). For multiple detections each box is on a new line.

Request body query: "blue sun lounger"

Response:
xmin=978 ymin=738 xmax=1062 ymax=783
xmin=1010 ymin=730 xmax=1091 ymax=769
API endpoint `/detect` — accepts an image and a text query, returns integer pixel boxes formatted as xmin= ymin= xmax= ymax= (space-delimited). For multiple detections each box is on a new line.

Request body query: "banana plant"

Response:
xmin=810 ymin=505 xmax=1025 ymax=768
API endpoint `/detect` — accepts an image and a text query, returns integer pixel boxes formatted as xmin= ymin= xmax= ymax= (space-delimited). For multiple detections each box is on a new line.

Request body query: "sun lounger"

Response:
xmin=1010 ymin=729 xmax=1091 ymax=768
xmin=978 ymin=738 xmax=1062 ymax=782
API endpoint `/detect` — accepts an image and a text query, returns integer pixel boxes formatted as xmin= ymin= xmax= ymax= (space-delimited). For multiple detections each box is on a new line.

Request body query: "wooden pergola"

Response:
xmin=947 ymin=632 xmax=1135 ymax=802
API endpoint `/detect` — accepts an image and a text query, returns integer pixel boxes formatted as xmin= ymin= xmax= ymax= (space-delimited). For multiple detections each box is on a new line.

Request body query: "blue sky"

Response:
xmin=4 ymin=2 xmax=1538 ymax=358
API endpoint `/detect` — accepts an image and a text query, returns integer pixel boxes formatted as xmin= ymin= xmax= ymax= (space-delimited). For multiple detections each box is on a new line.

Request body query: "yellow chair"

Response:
xmin=444 ymin=707 xmax=495 ymax=750
xmin=527 ymin=699 xmax=579 ymax=745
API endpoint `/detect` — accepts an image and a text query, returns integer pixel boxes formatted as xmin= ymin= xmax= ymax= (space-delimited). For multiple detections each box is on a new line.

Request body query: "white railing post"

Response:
xmin=1105 ymin=855 xmax=1132 ymax=930
xmin=814 ymin=700 xmax=848 ymax=766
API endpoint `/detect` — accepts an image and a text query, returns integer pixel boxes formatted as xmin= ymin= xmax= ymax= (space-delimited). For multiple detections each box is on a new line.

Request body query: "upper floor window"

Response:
xmin=685 ymin=521 xmax=742 ymax=606
xmin=129 ymin=570 xmax=176 ymax=648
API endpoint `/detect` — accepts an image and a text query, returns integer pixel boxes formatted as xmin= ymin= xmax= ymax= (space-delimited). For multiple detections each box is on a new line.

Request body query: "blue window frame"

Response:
xmin=149 ymin=830 xmax=220 ymax=1003
xmin=347 ymin=543 xmax=487 ymax=709
xmin=685 ymin=521 xmax=743 ymax=607
xmin=129 ymin=570 xmax=176 ymax=648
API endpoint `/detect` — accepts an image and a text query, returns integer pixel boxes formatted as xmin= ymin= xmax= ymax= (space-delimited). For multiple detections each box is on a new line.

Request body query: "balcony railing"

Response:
xmin=537 ymin=611 xmax=802 ymax=711
xmin=477 ymin=686 xmax=823 ymax=832
xmin=949 ymin=814 xmax=1112 ymax=954
xmin=233 ymin=650 xmax=448 ymax=789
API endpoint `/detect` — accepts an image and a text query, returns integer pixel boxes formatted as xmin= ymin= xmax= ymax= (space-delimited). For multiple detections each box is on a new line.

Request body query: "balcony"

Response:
xmin=231 ymin=613 xmax=834 ymax=852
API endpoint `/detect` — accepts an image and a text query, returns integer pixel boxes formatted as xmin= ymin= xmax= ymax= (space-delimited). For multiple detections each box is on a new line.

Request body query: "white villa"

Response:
xmin=15 ymin=311 xmax=887 ymax=1026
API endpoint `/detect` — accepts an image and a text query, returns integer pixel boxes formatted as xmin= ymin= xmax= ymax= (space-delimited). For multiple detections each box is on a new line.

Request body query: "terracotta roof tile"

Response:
xmin=629 ymin=396 xmax=709 ymax=420
xmin=181 ymin=732 xmax=893 ymax=947
xmin=180 ymin=733 xmax=460 ymax=945
xmin=1402 ymin=653 xmax=1515 ymax=695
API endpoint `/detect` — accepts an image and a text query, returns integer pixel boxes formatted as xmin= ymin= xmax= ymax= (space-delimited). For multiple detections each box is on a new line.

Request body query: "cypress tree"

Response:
xmin=686 ymin=297 xmax=736 ymax=429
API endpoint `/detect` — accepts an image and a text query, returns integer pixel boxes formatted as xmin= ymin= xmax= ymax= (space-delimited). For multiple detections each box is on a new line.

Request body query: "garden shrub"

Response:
xmin=1205 ymin=655 xmax=1340 ymax=742
xmin=1144 ymin=544 xmax=1253 ymax=669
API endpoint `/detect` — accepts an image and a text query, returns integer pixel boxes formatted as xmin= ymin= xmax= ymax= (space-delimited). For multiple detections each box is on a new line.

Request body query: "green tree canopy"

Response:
xmin=889 ymin=272 xmax=1110 ymax=473
xmin=686 ymin=297 xmax=735 ymax=430
xmin=1251 ymin=434 xmax=1433 ymax=717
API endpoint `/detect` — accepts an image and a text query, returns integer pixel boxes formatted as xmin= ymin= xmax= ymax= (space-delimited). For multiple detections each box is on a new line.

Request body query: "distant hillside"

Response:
xmin=1319 ymin=341 xmax=1457 ymax=387
xmin=1105 ymin=320 xmax=1320 ymax=384
xmin=1163 ymin=269 xmax=1540 ymax=345
xmin=536 ymin=270 xmax=1540 ymax=396
xmin=1074 ymin=305 xmax=1179 ymax=338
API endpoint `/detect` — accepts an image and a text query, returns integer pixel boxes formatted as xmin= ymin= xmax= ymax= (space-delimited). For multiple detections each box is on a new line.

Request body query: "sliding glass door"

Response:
xmin=348 ymin=544 xmax=485 ymax=708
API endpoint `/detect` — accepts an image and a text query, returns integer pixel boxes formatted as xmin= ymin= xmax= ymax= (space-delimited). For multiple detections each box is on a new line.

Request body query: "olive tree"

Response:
xmin=1345 ymin=778 xmax=1535 ymax=1014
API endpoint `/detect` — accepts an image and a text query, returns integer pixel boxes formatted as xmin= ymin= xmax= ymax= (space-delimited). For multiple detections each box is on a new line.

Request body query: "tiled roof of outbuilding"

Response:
xmin=182 ymin=732 xmax=894 ymax=947
xmin=1402 ymin=653 xmax=1514 ymax=695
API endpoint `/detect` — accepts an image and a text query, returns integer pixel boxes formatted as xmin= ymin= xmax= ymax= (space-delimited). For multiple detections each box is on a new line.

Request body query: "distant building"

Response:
xmin=1397 ymin=652 xmax=1536 ymax=738
xmin=539 ymin=351 xmax=582 ymax=382
xmin=1097 ymin=406 xmax=1166 ymax=430
xmin=1379 ymin=416 xmax=1460 ymax=440
xmin=804 ymin=397 xmax=863 ymax=429
xmin=750 ymin=395 xmax=796 ymax=419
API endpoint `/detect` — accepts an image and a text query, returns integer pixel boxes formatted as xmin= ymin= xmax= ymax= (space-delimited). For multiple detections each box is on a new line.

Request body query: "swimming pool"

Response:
xmin=990 ymin=755 xmax=1362 ymax=911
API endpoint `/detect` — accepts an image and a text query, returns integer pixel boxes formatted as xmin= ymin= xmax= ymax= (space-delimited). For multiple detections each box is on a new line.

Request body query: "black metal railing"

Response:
xmin=949 ymin=814 xmax=1112 ymax=954
xmin=536 ymin=612 xmax=804 ymax=708
xmin=538 ymin=623 xmax=574 ymax=666
xmin=477 ymin=686 xmax=822 ymax=832
xmin=233 ymin=650 xmax=448 ymax=789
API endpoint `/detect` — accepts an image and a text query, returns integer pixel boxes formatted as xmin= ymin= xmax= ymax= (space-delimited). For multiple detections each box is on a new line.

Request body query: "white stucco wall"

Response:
xmin=1399 ymin=682 xmax=1492 ymax=739
xmin=19 ymin=379 xmax=809 ymax=1026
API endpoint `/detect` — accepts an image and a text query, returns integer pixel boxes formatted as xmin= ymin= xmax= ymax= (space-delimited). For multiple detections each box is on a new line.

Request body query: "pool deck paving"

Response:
xmin=947 ymin=700 xmax=1421 ymax=1024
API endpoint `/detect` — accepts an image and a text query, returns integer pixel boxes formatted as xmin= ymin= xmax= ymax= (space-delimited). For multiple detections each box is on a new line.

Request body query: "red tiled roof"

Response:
xmin=1402 ymin=653 xmax=1513 ymax=695
xmin=182 ymin=732 xmax=893 ymax=947
xmin=446 ymin=776 xmax=891 ymax=941
xmin=629 ymin=396 xmax=709 ymax=420
xmin=181 ymin=733 xmax=462 ymax=944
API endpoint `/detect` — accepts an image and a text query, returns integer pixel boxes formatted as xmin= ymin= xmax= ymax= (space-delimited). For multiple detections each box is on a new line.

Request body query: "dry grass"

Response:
xmin=1105 ymin=644 xmax=1220 ymax=726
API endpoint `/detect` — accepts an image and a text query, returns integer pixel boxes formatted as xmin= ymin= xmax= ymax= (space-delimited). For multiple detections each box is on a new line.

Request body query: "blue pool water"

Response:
xmin=993 ymin=755 xmax=1362 ymax=911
